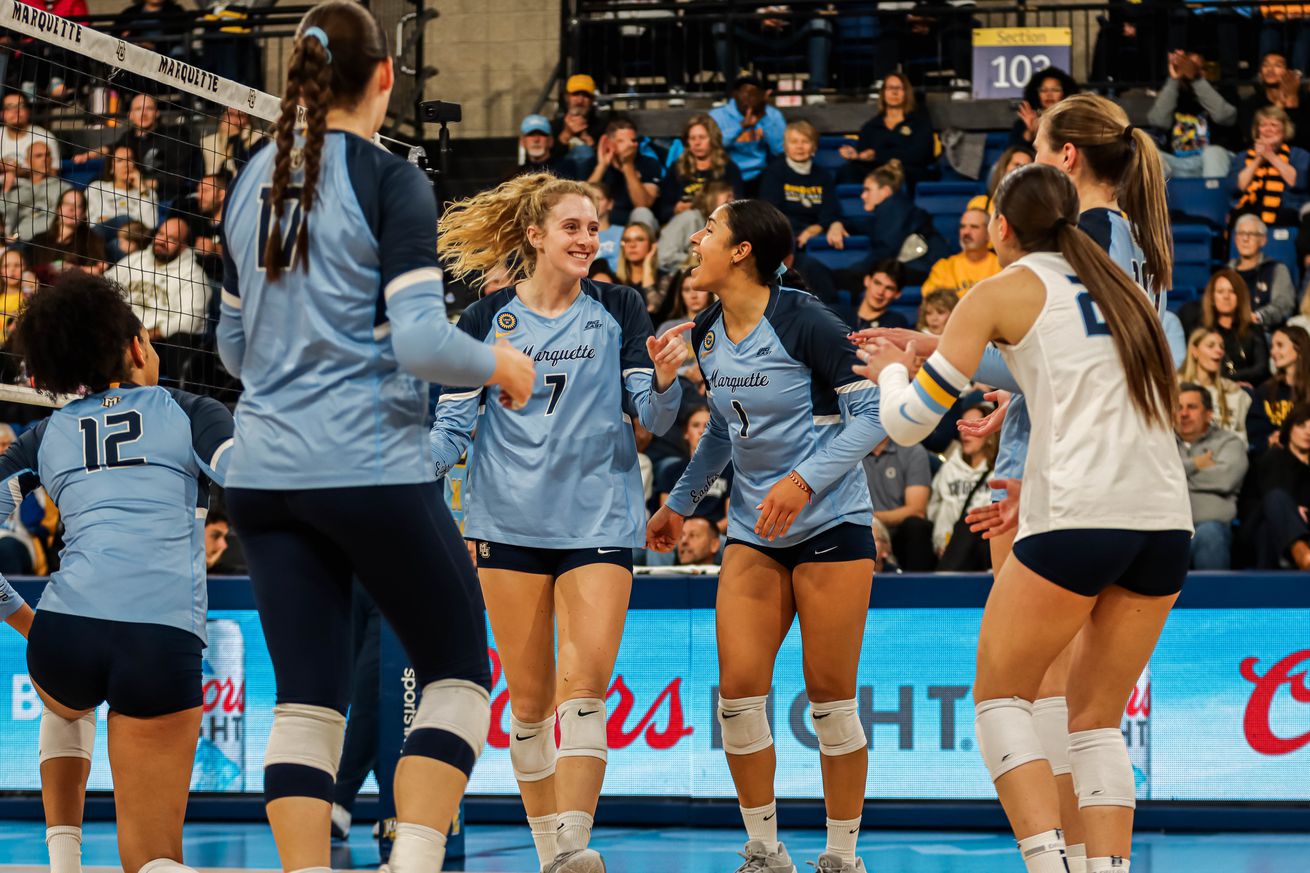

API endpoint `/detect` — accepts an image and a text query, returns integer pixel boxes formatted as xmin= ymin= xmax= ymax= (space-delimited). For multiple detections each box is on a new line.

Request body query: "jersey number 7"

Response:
xmin=257 ymin=185 xmax=304 ymax=271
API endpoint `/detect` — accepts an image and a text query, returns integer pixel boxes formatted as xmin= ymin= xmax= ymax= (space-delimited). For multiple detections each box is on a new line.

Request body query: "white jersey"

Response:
xmin=997 ymin=252 xmax=1192 ymax=539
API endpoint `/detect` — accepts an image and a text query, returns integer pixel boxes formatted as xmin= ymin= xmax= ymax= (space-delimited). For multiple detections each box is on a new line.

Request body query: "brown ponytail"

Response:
xmin=1041 ymin=94 xmax=1173 ymax=295
xmin=995 ymin=163 xmax=1178 ymax=429
xmin=265 ymin=2 xmax=389 ymax=282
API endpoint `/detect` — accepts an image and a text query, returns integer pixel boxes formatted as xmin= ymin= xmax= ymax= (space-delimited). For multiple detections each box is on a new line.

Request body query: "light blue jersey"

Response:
xmin=431 ymin=280 xmax=681 ymax=549
xmin=0 ymin=575 xmax=22 ymax=621
xmin=219 ymin=132 xmax=496 ymax=489
xmin=0 ymin=385 xmax=232 ymax=641
xmin=666 ymin=286 xmax=884 ymax=547
xmin=989 ymin=209 xmax=1177 ymax=492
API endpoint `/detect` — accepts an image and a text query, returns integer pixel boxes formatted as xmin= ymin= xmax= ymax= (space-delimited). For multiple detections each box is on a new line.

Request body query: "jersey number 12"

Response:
xmin=79 ymin=411 xmax=145 ymax=472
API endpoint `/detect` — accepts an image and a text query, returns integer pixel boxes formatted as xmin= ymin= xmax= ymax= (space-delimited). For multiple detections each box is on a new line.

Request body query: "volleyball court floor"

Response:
xmin=0 ymin=822 xmax=1305 ymax=872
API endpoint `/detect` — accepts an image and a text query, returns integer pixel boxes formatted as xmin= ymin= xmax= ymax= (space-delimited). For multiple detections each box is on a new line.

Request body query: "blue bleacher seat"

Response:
xmin=1172 ymin=224 xmax=1214 ymax=267
xmin=914 ymin=181 xmax=980 ymax=217
xmin=1173 ymin=263 xmax=1213 ymax=292
xmin=836 ymin=183 xmax=865 ymax=220
xmin=899 ymin=285 xmax=923 ymax=305
xmin=890 ymin=303 xmax=920 ymax=325
xmin=61 ymin=158 xmax=103 ymax=190
xmin=1167 ymin=177 xmax=1233 ymax=229
xmin=815 ymin=149 xmax=848 ymax=175
xmin=932 ymin=214 xmax=962 ymax=254
xmin=805 ymin=235 xmax=871 ymax=272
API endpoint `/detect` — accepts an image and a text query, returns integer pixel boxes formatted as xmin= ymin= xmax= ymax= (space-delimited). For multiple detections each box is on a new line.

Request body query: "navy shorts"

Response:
xmin=474 ymin=540 xmax=634 ymax=577
xmin=1013 ymin=528 xmax=1192 ymax=598
xmin=727 ymin=522 xmax=876 ymax=571
xmin=26 ymin=610 xmax=203 ymax=718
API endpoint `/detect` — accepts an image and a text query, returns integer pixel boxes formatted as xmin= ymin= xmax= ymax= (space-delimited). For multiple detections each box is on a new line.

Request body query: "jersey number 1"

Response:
xmin=257 ymin=185 xmax=304 ymax=271
xmin=79 ymin=411 xmax=145 ymax=472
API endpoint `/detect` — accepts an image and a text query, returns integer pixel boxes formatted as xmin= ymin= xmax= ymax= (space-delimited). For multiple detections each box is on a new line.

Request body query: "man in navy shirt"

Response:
xmin=584 ymin=117 xmax=662 ymax=228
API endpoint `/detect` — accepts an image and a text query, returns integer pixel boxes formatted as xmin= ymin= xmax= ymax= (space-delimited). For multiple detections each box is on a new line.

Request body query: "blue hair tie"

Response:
xmin=774 ymin=263 xmax=788 ymax=280
xmin=303 ymin=26 xmax=332 ymax=63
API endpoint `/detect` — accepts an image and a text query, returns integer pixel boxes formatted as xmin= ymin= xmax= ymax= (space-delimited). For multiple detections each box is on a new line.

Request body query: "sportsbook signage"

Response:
xmin=1 ymin=601 xmax=1307 ymax=800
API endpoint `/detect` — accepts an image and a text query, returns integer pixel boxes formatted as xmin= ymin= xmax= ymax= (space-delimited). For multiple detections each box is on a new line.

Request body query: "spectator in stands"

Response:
xmin=585 ymin=117 xmax=661 ymax=229
xmin=657 ymin=407 xmax=731 ymax=532
xmin=514 ymin=114 xmax=564 ymax=178
xmin=112 ymin=0 xmax=188 ymax=60
xmin=106 ymin=216 xmax=210 ymax=379
xmin=655 ymin=267 xmax=714 ymax=341
xmin=967 ymin=145 xmax=1033 ymax=213
xmin=2 ymin=140 xmax=67 ymax=240
xmin=204 ymin=508 xmax=230 ymax=570
xmin=1181 ymin=327 xmax=1254 ymax=436
xmin=1010 ymin=67 xmax=1079 ymax=146
xmin=589 ymin=259 xmax=616 ymax=284
xmin=871 ymin=517 xmax=898 ymax=574
xmin=1227 ymin=216 xmax=1297 ymax=326
xmin=676 ymin=516 xmax=723 ymax=566
xmin=1187 ymin=268 xmax=1270 ymax=385
xmin=551 ymin=74 xmax=606 ymax=161
xmin=201 ymin=107 xmax=259 ymax=179
xmin=1288 ymin=278 xmax=1310 ymax=333
xmin=0 ymin=91 xmax=59 ymax=179
xmin=709 ymin=74 xmax=786 ymax=195
xmin=839 ymin=73 xmax=936 ymax=188
xmin=927 ymin=401 xmax=997 ymax=570
xmin=0 ymin=248 xmax=26 ymax=327
xmin=1175 ymin=383 xmax=1248 ymax=569
xmin=75 ymin=94 xmax=199 ymax=205
xmin=712 ymin=6 xmax=835 ymax=103
xmin=760 ymin=120 xmax=841 ymax=250
xmin=1249 ymin=325 xmax=1310 ymax=448
xmin=586 ymin=182 xmax=624 ymax=267
xmin=853 ymin=260 xmax=909 ymax=331
xmin=86 ymin=144 xmax=159 ymax=229
xmin=918 ymin=289 xmax=958 ymax=336
xmin=1248 ymin=401 xmax=1310 ymax=569
xmin=863 ymin=435 xmax=934 ymax=571
xmin=177 ymin=173 xmax=224 ymax=282
xmin=921 ymin=209 xmax=999 ymax=296
xmin=1232 ymin=106 xmax=1310 ymax=227
xmin=615 ymin=221 xmax=665 ymax=313
xmin=658 ymin=181 xmax=733 ymax=275
xmin=1148 ymin=49 xmax=1238 ymax=179
xmin=28 ymin=188 xmax=106 ymax=280
xmin=832 ymin=160 xmax=943 ymax=287
xmin=657 ymin=114 xmax=743 ymax=223
xmin=1237 ymin=52 xmax=1310 ymax=151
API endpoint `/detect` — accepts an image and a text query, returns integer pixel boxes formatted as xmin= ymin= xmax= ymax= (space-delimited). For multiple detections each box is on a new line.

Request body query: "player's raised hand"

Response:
xmin=488 ymin=339 xmax=535 ymax=410
xmin=854 ymin=338 xmax=918 ymax=383
xmin=646 ymin=504 xmax=685 ymax=552
xmin=965 ymin=478 xmax=1021 ymax=539
xmin=957 ymin=390 xmax=1011 ymax=438
xmin=849 ymin=326 xmax=938 ymax=356
xmin=648 ymin=321 xmax=694 ymax=390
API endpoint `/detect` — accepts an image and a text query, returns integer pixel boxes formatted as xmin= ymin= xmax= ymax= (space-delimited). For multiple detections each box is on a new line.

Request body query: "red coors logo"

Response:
xmin=486 ymin=649 xmax=693 ymax=750
xmin=1240 ymin=650 xmax=1310 ymax=756
xmin=202 ymin=676 xmax=245 ymax=715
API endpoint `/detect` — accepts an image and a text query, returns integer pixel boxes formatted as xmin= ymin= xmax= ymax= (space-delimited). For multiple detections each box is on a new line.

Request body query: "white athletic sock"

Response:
xmin=1066 ymin=843 xmax=1087 ymax=873
xmin=137 ymin=860 xmax=198 ymax=873
xmin=1017 ymin=829 xmax=1068 ymax=873
xmin=556 ymin=810 xmax=594 ymax=855
xmin=389 ymin=822 xmax=447 ymax=873
xmin=825 ymin=816 xmax=861 ymax=864
xmin=740 ymin=801 xmax=779 ymax=852
xmin=46 ymin=826 xmax=81 ymax=873
xmin=1087 ymin=857 xmax=1129 ymax=873
xmin=527 ymin=813 xmax=559 ymax=870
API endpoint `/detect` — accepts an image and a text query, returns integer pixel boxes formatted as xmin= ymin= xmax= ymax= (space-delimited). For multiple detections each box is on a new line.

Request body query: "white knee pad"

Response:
xmin=1069 ymin=728 xmax=1136 ymax=809
xmin=975 ymin=698 xmax=1046 ymax=782
xmin=509 ymin=714 xmax=558 ymax=782
xmin=810 ymin=698 xmax=867 ymax=757
xmin=1032 ymin=697 xmax=1072 ymax=777
xmin=38 ymin=708 xmax=95 ymax=764
xmin=264 ymin=704 xmax=347 ymax=778
xmin=414 ymin=679 xmax=492 ymax=760
xmin=137 ymin=859 xmax=198 ymax=873
xmin=717 ymin=695 xmax=772 ymax=756
xmin=557 ymin=697 xmax=608 ymax=763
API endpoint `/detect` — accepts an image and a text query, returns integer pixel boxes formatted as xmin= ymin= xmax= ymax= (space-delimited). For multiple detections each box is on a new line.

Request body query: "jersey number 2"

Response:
xmin=257 ymin=185 xmax=304 ymax=271
xmin=79 ymin=411 xmax=145 ymax=472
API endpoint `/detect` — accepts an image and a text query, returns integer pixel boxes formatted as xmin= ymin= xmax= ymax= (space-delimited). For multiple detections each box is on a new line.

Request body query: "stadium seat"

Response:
xmin=1172 ymin=224 xmax=1214 ymax=267
xmin=1173 ymin=263 xmax=1213 ymax=292
xmin=836 ymin=183 xmax=864 ymax=220
xmin=61 ymin=157 xmax=103 ymax=190
xmin=899 ymin=285 xmax=923 ymax=306
xmin=1167 ymin=177 xmax=1233 ymax=229
xmin=933 ymin=214 xmax=962 ymax=254
xmin=805 ymin=235 xmax=871 ymax=271
xmin=890 ymin=303 xmax=920 ymax=325
xmin=914 ymin=181 xmax=980 ymax=218
xmin=816 ymin=134 xmax=858 ymax=175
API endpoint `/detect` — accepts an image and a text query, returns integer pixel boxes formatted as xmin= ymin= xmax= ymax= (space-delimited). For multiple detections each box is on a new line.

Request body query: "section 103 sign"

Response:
xmin=972 ymin=28 xmax=1071 ymax=100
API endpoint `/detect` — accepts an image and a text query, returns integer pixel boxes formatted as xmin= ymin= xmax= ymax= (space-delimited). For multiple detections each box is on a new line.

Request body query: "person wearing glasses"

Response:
xmin=1228 ymin=213 xmax=1297 ymax=327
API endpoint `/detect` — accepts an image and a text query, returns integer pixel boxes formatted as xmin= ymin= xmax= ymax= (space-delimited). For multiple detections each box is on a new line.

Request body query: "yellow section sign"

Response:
xmin=973 ymin=27 xmax=1072 ymax=47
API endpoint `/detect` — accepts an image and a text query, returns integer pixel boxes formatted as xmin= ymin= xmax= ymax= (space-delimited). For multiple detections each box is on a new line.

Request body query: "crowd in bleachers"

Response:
xmin=516 ymin=45 xmax=1310 ymax=572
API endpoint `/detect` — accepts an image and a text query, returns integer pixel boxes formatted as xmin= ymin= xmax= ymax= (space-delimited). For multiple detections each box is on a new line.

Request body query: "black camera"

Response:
xmin=419 ymin=100 xmax=462 ymax=124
